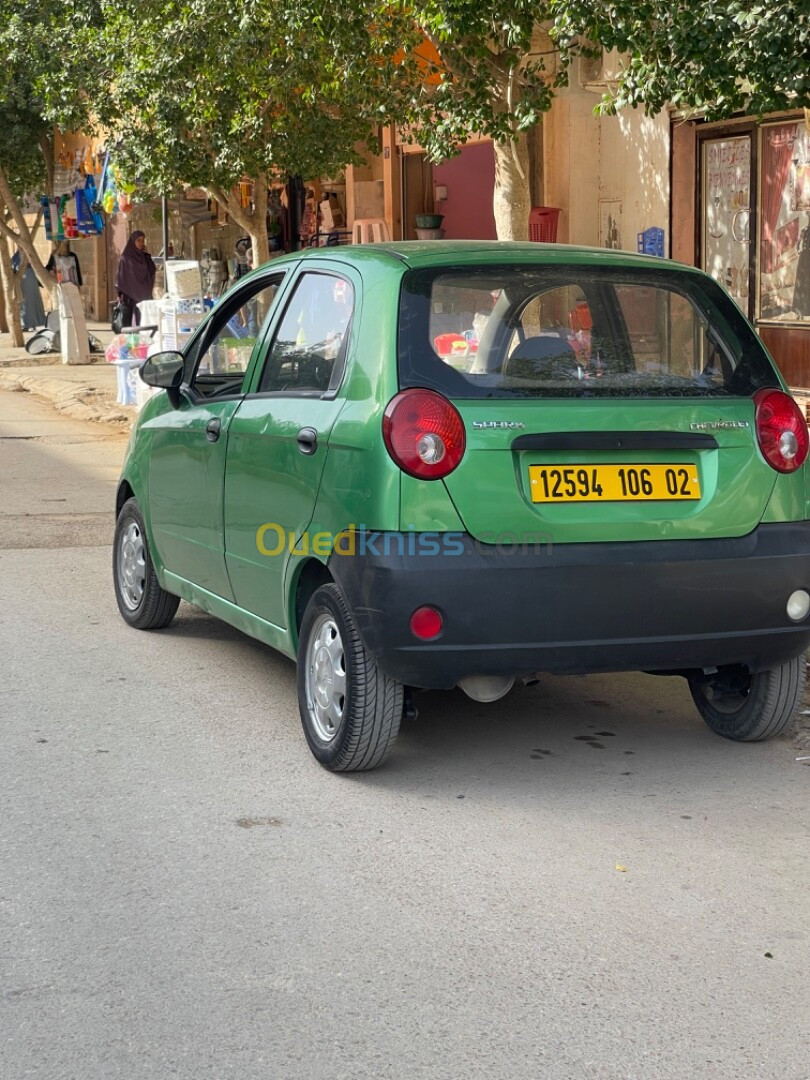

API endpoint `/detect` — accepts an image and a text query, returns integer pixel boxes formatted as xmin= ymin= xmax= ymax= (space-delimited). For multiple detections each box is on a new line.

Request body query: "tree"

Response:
xmin=92 ymin=0 xmax=421 ymax=264
xmin=0 ymin=0 xmax=103 ymax=342
xmin=16 ymin=0 xmax=807 ymax=297
xmin=384 ymin=3 xmax=571 ymax=240
xmin=385 ymin=0 xmax=810 ymax=239
xmin=0 ymin=5 xmax=61 ymax=342
xmin=551 ymin=1 xmax=810 ymax=120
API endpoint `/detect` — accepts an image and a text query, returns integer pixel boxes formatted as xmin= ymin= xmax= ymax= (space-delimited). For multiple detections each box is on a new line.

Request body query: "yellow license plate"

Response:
xmin=529 ymin=463 xmax=701 ymax=503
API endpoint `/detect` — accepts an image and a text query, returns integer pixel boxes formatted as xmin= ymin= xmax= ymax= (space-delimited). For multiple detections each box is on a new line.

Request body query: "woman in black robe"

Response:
xmin=115 ymin=231 xmax=156 ymax=326
xmin=12 ymin=251 xmax=46 ymax=330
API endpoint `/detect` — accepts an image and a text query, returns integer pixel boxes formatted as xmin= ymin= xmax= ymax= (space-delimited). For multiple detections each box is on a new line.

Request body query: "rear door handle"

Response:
xmin=206 ymin=418 xmax=222 ymax=443
xmin=297 ymin=427 xmax=318 ymax=455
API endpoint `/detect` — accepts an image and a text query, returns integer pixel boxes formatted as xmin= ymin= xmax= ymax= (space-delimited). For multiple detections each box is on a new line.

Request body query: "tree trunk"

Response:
xmin=249 ymin=178 xmax=270 ymax=268
xmin=0 ymin=264 xmax=8 ymax=333
xmin=39 ymin=133 xmax=55 ymax=200
xmin=492 ymin=134 xmax=531 ymax=242
xmin=208 ymin=173 xmax=271 ymax=269
xmin=0 ymin=233 xmax=24 ymax=347
xmin=0 ymin=166 xmax=54 ymax=297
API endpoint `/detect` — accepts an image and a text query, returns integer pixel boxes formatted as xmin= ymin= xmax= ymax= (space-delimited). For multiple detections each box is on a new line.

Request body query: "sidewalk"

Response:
xmin=0 ymin=321 xmax=136 ymax=425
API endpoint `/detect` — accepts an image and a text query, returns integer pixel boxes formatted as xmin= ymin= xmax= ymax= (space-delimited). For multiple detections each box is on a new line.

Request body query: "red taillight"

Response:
xmin=383 ymin=389 xmax=466 ymax=480
xmin=754 ymin=388 xmax=809 ymax=473
xmin=410 ymin=605 xmax=443 ymax=640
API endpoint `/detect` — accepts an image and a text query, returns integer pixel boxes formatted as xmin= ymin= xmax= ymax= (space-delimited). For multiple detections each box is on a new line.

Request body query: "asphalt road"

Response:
xmin=2 ymin=390 xmax=809 ymax=1080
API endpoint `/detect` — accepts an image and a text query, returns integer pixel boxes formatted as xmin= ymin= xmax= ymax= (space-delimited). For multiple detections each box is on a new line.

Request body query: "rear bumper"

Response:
xmin=328 ymin=523 xmax=810 ymax=688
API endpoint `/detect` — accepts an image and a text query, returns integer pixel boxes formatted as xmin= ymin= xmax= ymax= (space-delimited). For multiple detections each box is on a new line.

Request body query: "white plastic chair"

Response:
xmin=352 ymin=218 xmax=391 ymax=244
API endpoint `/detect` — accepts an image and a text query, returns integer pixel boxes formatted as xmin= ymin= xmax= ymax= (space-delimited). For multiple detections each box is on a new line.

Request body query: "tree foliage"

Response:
xmin=551 ymin=0 xmax=810 ymax=118
xmin=382 ymin=0 xmax=810 ymax=236
xmin=82 ymin=0 xmax=424 ymax=258
xmin=390 ymin=2 xmax=585 ymax=160
xmin=4 ymin=0 xmax=809 ymax=287
xmin=0 ymin=0 xmax=101 ymax=336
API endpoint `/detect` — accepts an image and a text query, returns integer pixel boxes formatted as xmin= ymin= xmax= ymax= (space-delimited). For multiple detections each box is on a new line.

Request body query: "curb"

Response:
xmin=0 ymin=355 xmax=62 ymax=370
xmin=0 ymin=371 xmax=134 ymax=425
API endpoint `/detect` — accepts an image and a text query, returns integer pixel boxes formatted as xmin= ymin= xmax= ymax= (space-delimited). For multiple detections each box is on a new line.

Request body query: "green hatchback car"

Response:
xmin=114 ymin=241 xmax=810 ymax=770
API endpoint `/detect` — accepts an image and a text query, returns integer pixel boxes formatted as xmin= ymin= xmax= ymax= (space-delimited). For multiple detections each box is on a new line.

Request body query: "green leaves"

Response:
xmin=1 ymin=0 xmax=806 ymax=251
xmin=555 ymin=0 xmax=810 ymax=118
xmin=87 ymin=0 xmax=422 ymax=194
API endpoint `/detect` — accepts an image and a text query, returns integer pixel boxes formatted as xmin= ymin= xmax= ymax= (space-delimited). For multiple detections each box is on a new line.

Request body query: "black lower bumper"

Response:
xmin=328 ymin=523 xmax=810 ymax=688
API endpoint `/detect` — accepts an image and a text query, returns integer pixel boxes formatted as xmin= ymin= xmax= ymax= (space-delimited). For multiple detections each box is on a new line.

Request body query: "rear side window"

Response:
xmin=258 ymin=272 xmax=354 ymax=394
xmin=398 ymin=266 xmax=779 ymax=399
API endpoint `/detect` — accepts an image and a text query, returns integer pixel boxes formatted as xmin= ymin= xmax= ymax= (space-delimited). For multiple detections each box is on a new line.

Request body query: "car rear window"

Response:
xmin=397 ymin=265 xmax=779 ymax=398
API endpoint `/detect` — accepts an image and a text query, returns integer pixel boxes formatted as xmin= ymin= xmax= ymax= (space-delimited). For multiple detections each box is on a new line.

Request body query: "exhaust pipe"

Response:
xmin=457 ymin=674 xmax=515 ymax=703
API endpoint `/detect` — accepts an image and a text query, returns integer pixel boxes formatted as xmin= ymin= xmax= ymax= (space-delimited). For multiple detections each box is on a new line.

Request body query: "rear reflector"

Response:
xmin=754 ymin=388 xmax=809 ymax=473
xmin=410 ymin=606 xmax=443 ymax=640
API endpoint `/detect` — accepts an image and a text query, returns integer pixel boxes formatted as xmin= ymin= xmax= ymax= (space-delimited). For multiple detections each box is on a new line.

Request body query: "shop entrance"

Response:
xmin=401 ymin=153 xmax=433 ymax=240
xmin=692 ymin=117 xmax=810 ymax=391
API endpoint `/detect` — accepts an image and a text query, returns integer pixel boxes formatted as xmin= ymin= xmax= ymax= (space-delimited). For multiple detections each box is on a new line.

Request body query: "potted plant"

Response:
xmin=415 ymin=213 xmax=444 ymax=229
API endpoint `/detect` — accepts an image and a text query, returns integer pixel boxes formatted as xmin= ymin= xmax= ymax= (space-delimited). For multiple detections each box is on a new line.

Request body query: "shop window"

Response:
xmin=759 ymin=120 xmax=810 ymax=323
xmin=700 ymin=134 xmax=751 ymax=313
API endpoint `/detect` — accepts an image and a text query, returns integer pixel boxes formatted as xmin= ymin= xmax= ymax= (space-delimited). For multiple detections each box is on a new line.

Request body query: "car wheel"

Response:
xmin=688 ymin=657 xmax=806 ymax=741
xmin=297 ymin=583 xmax=403 ymax=771
xmin=113 ymin=497 xmax=180 ymax=630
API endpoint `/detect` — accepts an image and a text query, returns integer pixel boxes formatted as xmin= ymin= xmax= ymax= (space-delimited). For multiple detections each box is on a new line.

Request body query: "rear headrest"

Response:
xmin=509 ymin=335 xmax=576 ymax=363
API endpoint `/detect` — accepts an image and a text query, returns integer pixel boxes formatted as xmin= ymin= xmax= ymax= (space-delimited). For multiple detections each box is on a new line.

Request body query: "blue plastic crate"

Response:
xmin=638 ymin=227 xmax=665 ymax=258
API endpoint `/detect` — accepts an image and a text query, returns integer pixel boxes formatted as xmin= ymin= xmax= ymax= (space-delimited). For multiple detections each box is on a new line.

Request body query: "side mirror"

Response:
xmin=140 ymin=351 xmax=184 ymax=408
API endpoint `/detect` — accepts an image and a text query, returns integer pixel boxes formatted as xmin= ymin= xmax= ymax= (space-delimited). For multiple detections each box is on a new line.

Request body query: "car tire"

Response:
xmin=297 ymin=583 xmax=403 ymax=771
xmin=113 ymin=497 xmax=180 ymax=630
xmin=688 ymin=656 xmax=806 ymax=741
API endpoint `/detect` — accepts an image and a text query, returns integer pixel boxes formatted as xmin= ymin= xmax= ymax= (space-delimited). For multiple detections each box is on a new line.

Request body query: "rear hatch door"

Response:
xmin=444 ymin=397 xmax=771 ymax=543
xmin=397 ymin=260 xmax=780 ymax=543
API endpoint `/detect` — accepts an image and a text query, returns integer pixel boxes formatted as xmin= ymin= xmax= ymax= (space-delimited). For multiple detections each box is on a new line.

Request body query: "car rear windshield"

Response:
xmin=397 ymin=265 xmax=779 ymax=399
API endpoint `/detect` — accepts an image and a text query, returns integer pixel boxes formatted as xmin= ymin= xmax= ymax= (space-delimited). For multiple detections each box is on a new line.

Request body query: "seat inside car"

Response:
xmin=503 ymin=334 xmax=579 ymax=379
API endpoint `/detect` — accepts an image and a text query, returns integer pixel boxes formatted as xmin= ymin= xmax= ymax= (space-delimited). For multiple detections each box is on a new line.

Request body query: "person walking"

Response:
xmin=115 ymin=231 xmax=156 ymax=326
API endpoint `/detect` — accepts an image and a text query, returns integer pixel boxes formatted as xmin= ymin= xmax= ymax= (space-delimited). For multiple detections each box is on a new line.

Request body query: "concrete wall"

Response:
xmin=544 ymin=83 xmax=670 ymax=255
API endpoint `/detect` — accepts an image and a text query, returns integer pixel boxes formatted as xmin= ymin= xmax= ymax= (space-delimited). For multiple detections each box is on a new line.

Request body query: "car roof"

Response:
xmin=271 ymin=240 xmax=699 ymax=275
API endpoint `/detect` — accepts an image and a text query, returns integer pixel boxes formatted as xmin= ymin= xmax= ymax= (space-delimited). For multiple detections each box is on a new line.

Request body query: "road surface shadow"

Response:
xmin=139 ymin=600 xmax=807 ymax=802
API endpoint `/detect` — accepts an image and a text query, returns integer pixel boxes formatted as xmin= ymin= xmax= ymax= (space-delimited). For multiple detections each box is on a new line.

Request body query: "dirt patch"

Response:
xmin=0 ymin=512 xmax=113 ymax=549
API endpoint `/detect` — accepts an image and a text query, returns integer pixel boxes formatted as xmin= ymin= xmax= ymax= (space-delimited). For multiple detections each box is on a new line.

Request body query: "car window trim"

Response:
xmin=398 ymin=264 xmax=770 ymax=399
xmin=183 ymin=270 xmax=287 ymax=398
xmin=251 ymin=269 xmax=356 ymax=397
xmin=235 ymin=389 xmax=329 ymax=401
